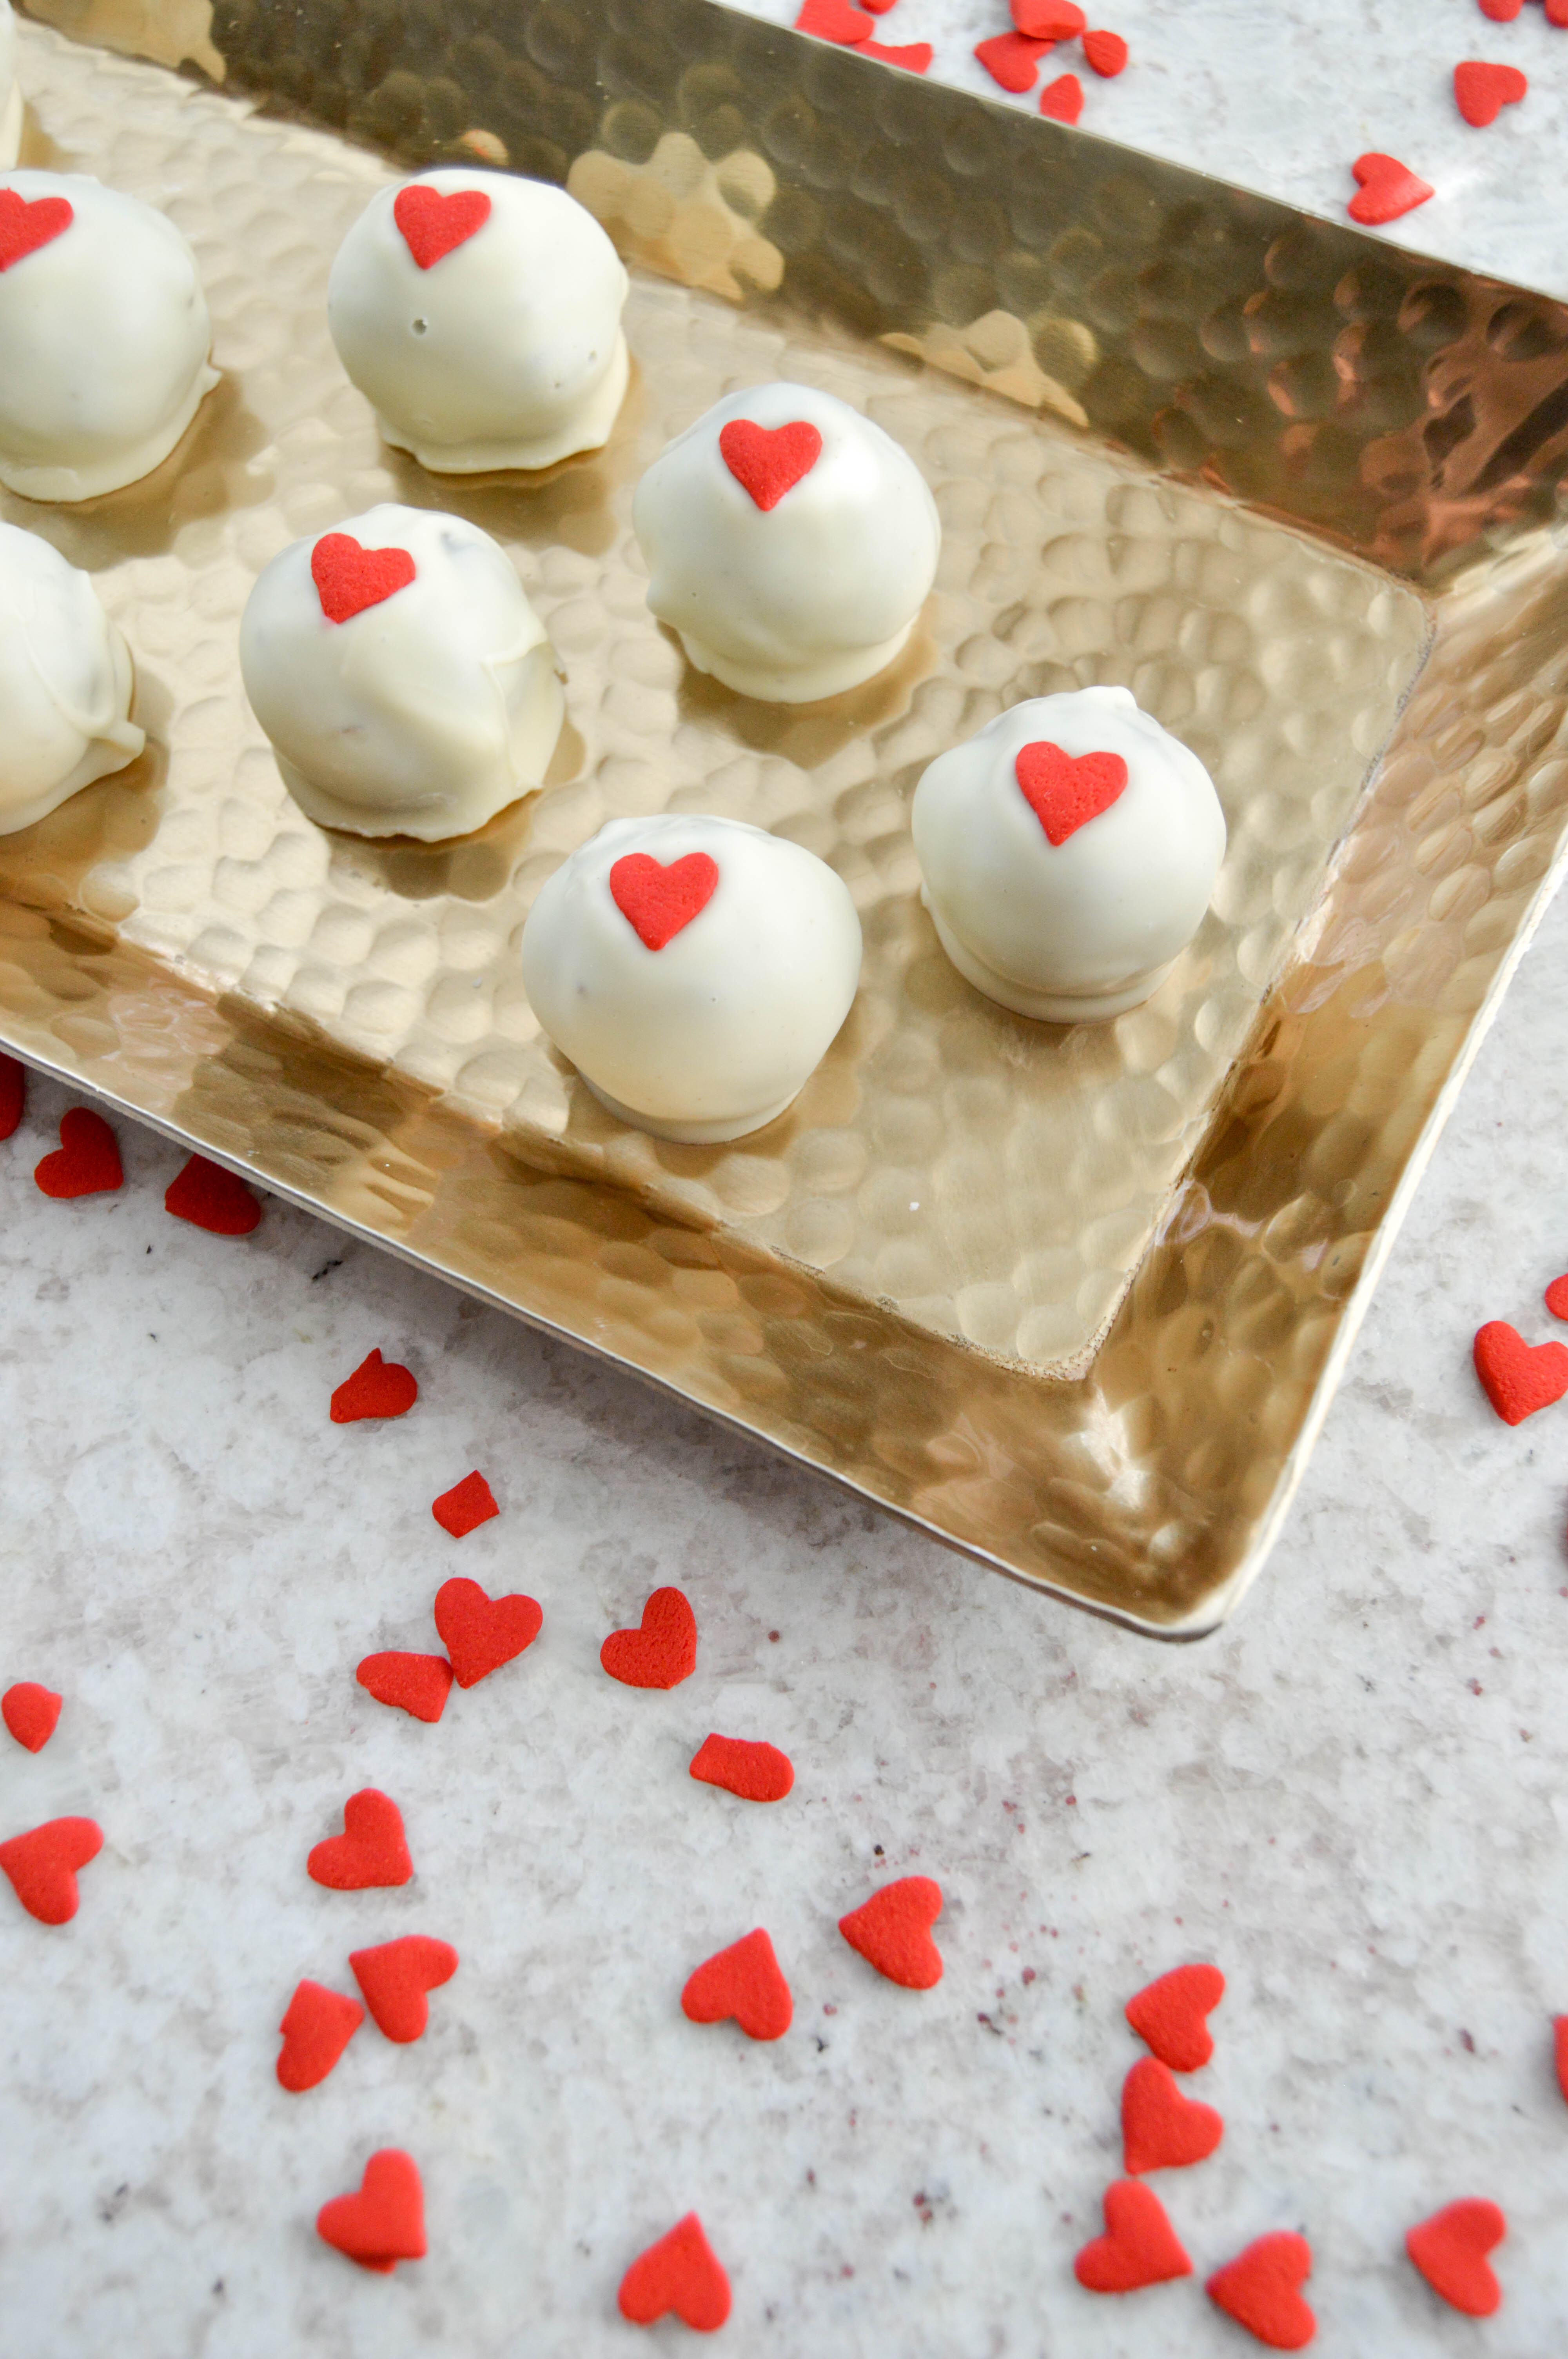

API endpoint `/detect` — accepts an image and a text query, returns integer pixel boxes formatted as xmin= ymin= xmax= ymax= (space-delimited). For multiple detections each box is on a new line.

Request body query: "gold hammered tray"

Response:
xmin=4 ymin=0 xmax=1567 ymax=1635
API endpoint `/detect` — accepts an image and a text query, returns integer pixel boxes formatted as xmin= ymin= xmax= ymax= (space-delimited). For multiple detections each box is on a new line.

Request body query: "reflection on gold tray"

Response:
xmin=4 ymin=0 xmax=1568 ymax=1635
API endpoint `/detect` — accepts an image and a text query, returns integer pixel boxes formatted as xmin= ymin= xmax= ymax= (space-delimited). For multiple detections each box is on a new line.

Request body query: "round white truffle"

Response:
xmin=0 ymin=171 xmax=217 ymax=502
xmin=0 ymin=520 xmax=145 ymax=833
xmin=911 ymin=687 xmax=1227 ymax=1023
xmin=632 ymin=381 xmax=941 ymax=704
xmin=521 ymin=813 xmax=863 ymax=1143
xmin=327 ymin=169 xmax=630 ymax=474
xmin=238 ymin=502 xmax=564 ymax=841
xmin=0 ymin=5 xmax=23 ymax=171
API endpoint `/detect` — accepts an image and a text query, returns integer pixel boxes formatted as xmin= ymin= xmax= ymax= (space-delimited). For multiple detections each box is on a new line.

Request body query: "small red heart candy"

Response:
xmin=838 ymin=1874 xmax=944 ymax=1988
xmin=1074 ymin=2179 xmax=1192 ymax=2292
xmin=1121 ymin=2056 xmax=1224 ymax=2173
xmin=164 ymin=1154 xmax=262 ymax=1235
xmin=2 ymin=1681 xmax=62 ymax=1754
xmin=1473 ymin=1320 xmax=1568 ymax=1424
xmin=1544 ymin=1273 xmax=1568 ymax=1319
xmin=356 ymin=1651 xmax=454 ymax=1724
xmin=682 ymin=1928 xmax=793 ymax=2041
xmin=434 ymin=1576 xmax=543 ymax=1688
xmin=1012 ymin=0 xmax=1084 ymax=33
xmin=317 ymin=2148 xmax=426 ymax=2272
xmin=1406 ymin=2198 xmax=1505 ymax=2316
xmin=307 ymin=1789 xmax=413 ymax=1890
xmin=431 ymin=1469 xmax=498 ymax=1537
xmin=689 ymin=1733 xmax=794 ymax=1802
xmin=600 ymin=1587 xmax=697 ymax=1689
xmin=1083 ymin=27 xmax=1129 ymax=75
xmin=1454 ymin=60 xmax=1528 ymax=128
xmin=618 ymin=2212 xmax=731 ymax=2330
xmin=1125 ymin=1961 xmax=1225 ymax=2070
xmin=0 ymin=1051 xmax=24 ymax=1139
xmin=330 ymin=1347 xmax=418 ymax=1423
xmin=975 ymin=31 xmax=1053 ymax=91
xmin=1040 ymin=72 xmax=1085 ymax=123
xmin=1349 ymin=153 xmax=1434 ymax=227
xmin=0 ymin=1816 xmax=103 ymax=1924
xmin=350 ymin=1934 xmax=459 ymax=2043
xmin=276 ymin=1979 xmax=364 ymax=2092
xmin=793 ymin=0 xmax=875 ymax=45
xmin=608 ymin=852 xmax=719 ymax=952
xmin=860 ymin=38 xmax=931 ymax=68
xmin=311 ymin=533 xmax=417 ymax=625
xmin=1207 ymin=2232 xmax=1316 ymax=2350
xmin=34 ymin=1107 xmax=122 ymax=1199
xmin=0 ymin=189 xmax=73 ymax=273
xmin=393 ymin=182 xmax=492 ymax=269
xmin=718 ymin=418 xmax=824 ymax=511
xmin=1016 ymin=741 xmax=1129 ymax=844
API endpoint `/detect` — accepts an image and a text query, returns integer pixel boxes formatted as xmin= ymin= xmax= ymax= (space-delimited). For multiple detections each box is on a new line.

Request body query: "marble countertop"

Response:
xmin=4 ymin=3 xmax=1568 ymax=2353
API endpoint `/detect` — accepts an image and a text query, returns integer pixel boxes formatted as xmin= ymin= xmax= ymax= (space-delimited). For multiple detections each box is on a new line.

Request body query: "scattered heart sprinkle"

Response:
xmin=1012 ymin=0 xmax=1085 ymax=35
xmin=164 ymin=1155 xmax=261 ymax=1236
xmin=1040 ymin=71 xmax=1085 ymax=123
xmin=618 ymin=2212 xmax=731 ymax=2331
xmin=1454 ymin=60 xmax=1527 ymax=128
xmin=601 ymin=1587 xmax=698 ymax=1689
xmin=1125 ymin=1961 xmax=1225 ymax=2070
xmin=1083 ymin=28 xmax=1129 ymax=75
xmin=350 ymin=1934 xmax=459 ymax=2043
xmin=1553 ymin=2015 xmax=1568 ymax=2105
xmin=434 ymin=1576 xmax=543 ymax=1688
xmin=2 ymin=1681 xmax=62 ymax=1754
xmin=1406 ymin=2198 xmax=1505 ymax=2317
xmin=1473 ymin=1320 xmax=1568 ymax=1424
xmin=1074 ymin=2178 xmax=1193 ymax=2292
xmin=330 ymin=1347 xmax=418 ymax=1424
xmin=682 ymin=1928 xmax=793 ymax=2041
xmin=689 ymin=1733 xmax=794 ymax=1802
xmin=1544 ymin=1272 xmax=1568 ymax=1319
xmin=307 ymin=1789 xmax=413 ymax=1890
xmin=1477 ymin=0 xmax=1523 ymax=18
xmin=276 ymin=1979 xmax=365 ymax=2092
xmin=1207 ymin=2232 xmax=1316 ymax=2350
xmin=393 ymin=183 xmax=492 ymax=269
xmin=975 ymin=31 xmax=1053 ymax=91
xmin=317 ymin=2148 xmax=426 ymax=2272
xmin=355 ymin=1651 xmax=454 ymax=1724
xmin=0 ymin=1816 xmax=103 ymax=1924
xmin=0 ymin=1052 xmax=24 ymax=1139
xmin=432 ymin=1469 xmax=499 ymax=1537
xmin=861 ymin=38 xmax=931 ymax=69
xmin=838 ymin=1874 xmax=944 ymax=1988
xmin=1348 ymin=153 xmax=1434 ymax=227
xmin=1121 ymin=2056 xmax=1224 ymax=2174
xmin=793 ymin=0 xmax=875 ymax=45
xmin=34 ymin=1107 xmax=122 ymax=1200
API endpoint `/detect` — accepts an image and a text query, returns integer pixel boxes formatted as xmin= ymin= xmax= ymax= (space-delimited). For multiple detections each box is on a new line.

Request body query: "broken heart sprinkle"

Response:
xmin=1012 ymin=0 xmax=1085 ymax=33
xmin=609 ymin=852 xmax=720 ymax=952
xmin=1473 ymin=1320 xmax=1568 ymax=1424
xmin=355 ymin=1651 xmax=454 ymax=1724
xmin=0 ymin=1051 xmax=24 ymax=1138
xmin=349 ymin=1935 xmax=459 ymax=2043
xmin=1074 ymin=2179 xmax=1192 ymax=2292
xmin=618 ymin=2212 xmax=731 ymax=2331
xmin=0 ymin=190 xmax=73 ymax=273
xmin=1406 ymin=2199 xmax=1505 ymax=2317
xmin=1544 ymin=1272 xmax=1568 ymax=1319
xmin=431 ymin=1469 xmax=498 ymax=1537
xmin=1206 ymin=2233 xmax=1316 ymax=2350
xmin=689 ymin=1733 xmax=794 ymax=1802
xmin=2 ymin=1681 xmax=62 ymax=1754
xmin=276 ymin=1980 xmax=365 ymax=2092
xmin=1554 ymin=2016 xmax=1568 ymax=2104
xmin=330 ymin=1347 xmax=418 ymax=1423
xmin=718 ymin=417 xmax=824 ymax=511
xmin=310 ymin=532 xmax=416 ymax=625
xmin=838 ymin=1874 xmax=944 ymax=1988
xmin=34 ymin=1108 xmax=122 ymax=1199
xmin=600 ymin=1587 xmax=698 ymax=1689
xmin=1348 ymin=154 xmax=1434 ymax=227
xmin=1121 ymin=2057 xmax=1224 ymax=2174
xmin=1454 ymin=60 xmax=1528 ymax=127
xmin=1040 ymin=73 xmax=1085 ymax=124
xmin=793 ymin=0 xmax=875 ymax=45
xmin=0 ymin=1816 xmax=103 ymax=1924
xmin=317 ymin=2148 xmax=426 ymax=2272
xmin=975 ymin=31 xmax=1053 ymax=91
xmin=392 ymin=183 xmax=492 ymax=269
xmin=1016 ymin=742 xmax=1129 ymax=845
xmin=1125 ymin=1961 xmax=1225 ymax=2071
xmin=860 ymin=39 xmax=932 ymax=68
xmin=433 ymin=1576 xmax=543 ymax=1688
xmin=307 ymin=1789 xmax=413 ymax=1890
xmin=164 ymin=1155 xmax=261 ymax=1236
xmin=682 ymin=1928 xmax=793 ymax=2042
xmin=1082 ymin=28 xmax=1129 ymax=75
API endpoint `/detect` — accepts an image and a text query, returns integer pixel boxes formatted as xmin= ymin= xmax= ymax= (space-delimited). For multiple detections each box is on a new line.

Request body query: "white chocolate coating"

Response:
xmin=911 ymin=687 xmax=1227 ymax=1023
xmin=0 ymin=171 xmax=217 ymax=502
xmin=0 ymin=520 xmax=144 ymax=833
xmin=631 ymin=381 xmax=942 ymax=704
xmin=0 ymin=5 xmax=22 ymax=171
xmin=326 ymin=169 xmax=630 ymax=474
xmin=521 ymin=814 xmax=863 ymax=1143
xmin=238 ymin=502 xmax=564 ymax=842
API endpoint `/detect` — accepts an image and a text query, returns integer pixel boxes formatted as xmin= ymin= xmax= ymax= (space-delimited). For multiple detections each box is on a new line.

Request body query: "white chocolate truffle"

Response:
xmin=0 ymin=520 xmax=144 ymax=833
xmin=238 ymin=502 xmax=563 ymax=841
xmin=631 ymin=381 xmax=941 ymax=703
xmin=0 ymin=5 xmax=22 ymax=171
xmin=521 ymin=814 xmax=863 ymax=1143
xmin=911 ymin=687 xmax=1227 ymax=1023
xmin=0 ymin=171 xmax=217 ymax=502
xmin=326 ymin=169 xmax=630 ymax=474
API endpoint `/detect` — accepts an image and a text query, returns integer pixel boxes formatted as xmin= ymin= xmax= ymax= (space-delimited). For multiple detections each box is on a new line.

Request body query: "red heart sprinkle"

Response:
xmin=330 ymin=1347 xmax=418 ymax=1423
xmin=1074 ymin=2179 xmax=1193 ymax=2292
xmin=276 ymin=1979 xmax=365 ymax=2092
xmin=34 ymin=1107 xmax=122 ymax=1199
xmin=1544 ymin=1273 xmax=1568 ymax=1319
xmin=1473 ymin=1320 xmax=1568 ymax=1424
xmin=317 ymin=2148 xmax=426 ymax=2272
xmin=689 ymin=1733 xmax=794 ymax=1802
xmin=858 ymin=0 xmax=897 ymax=13
xmin=861 ymin=38 xmax=932 ymax=67
xmin=392 ymin=183 xmax=492 ymax=270
xmin=1126 ymin=1961 xmax=1225 ymax=2070
xmin=1083 ymin=27 xmax=1129 ymax=75
xmin=1406 ymin=2199 xmax=1505 ymax=2317
xmin=718 ymin=418 xmax=824 ymax=511
xmin=350 ymin=1934 xmax=459 ymax=2043
xmin=793 ymin=0 xmax=875 ymax=44
xmin=434 ymin=1576 xmax=543 ymax=1688
xmin=432 ymin=1469 xmax=498 ymax=1537
xmin=310 ymin=533 xmax=417 ymax=625
xmin=356 ymin=1651 xmax=453 ymax=1724
xmin=1547 ymin=0 xmax=1568 ymax=26
xmin=618 ymin=2212 xmax=731 ymax=2331
xmin=975 ymin=31 xmax=1053 ymax=91
xmin=838 ymin=1875 xmax=944 ymax=1988
xmin=1477 ymin=0 xmax=1522 ymax=18
xmin=1454 ymin=60 xmax=1528 ymax=127
xmin=0 ymin=189 xmax=73 ymax=273
xmin=682 ymin=1928 xmax=793 ymax=2042
xmin=307 ymin=1789 xmax=413 ymax=1890
xmin=1016 ymin=741 xmax=1129 ymax=844
xmin=600 ymin=1587 xmax=698 ymax=1688
xmin=1122 ymin=2056 xmax=1224 ymax=2173
xmin=1012 ymin=0 xmax=1085 ymax=33
xmin=2 ymin=1681 xmax=62 ymax=1754
xmin=1349 ymin=153 xmax=1434 ymax=227
xmin=0 ymin=1052 xmax=24 ymax=1139
xmin=608 ymin=852 xmax=720 ymax=952
xmin=1040 ymin=73 xmax=1085 ymax=124
xmin=164 ymin=1154 xmax=261 ymax=1235
xmin=1553 ymin=2015 xmax=1568 ymax=2104
xmin=1207 ymin=2233 xmax=1316 ymax=2350
xmin=0 ymin=1816 xmax=103 ymax=1925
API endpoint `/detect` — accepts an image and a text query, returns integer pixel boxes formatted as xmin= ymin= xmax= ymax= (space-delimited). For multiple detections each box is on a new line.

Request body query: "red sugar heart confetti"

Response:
xmin=1544 ymin=1273 xmax=1568 ymax=1319
xmin=1348 ymin=154 xmax=1434 ymax=227
xmin=1013 ymin=0 xmax=1085 ymax=33
xmin=1554 ymin=2015 xmax=1568 ymax=2103
xmin=718 ymin=418 xmax=824 ymax=512
xmin=601 ymin=1587 xmax=698 ymax=1688
xmin=609 ymin=853 xmax=720 ymax=952
xmin=1406 ymin=2199 xmax=1505 ymax=2317
xmin=1477 ymin=0 xmax=1522 ymax=18
xmin=433 ymin=1576 xmax=543 ymax=1688
xmin=307 ymin=1789 xmax=413 ymax=1890
xmin=432 ymin=1469 xmax=499 ymax=1537
xmin=34 ymin=1107 xmax=121 ymax=1199
xmin=2 ymin=1681 xmax=62 ymax=1754
xmin=356 ymin=1651 xmax=453 ymax=1724
xmin=393 ymin=182 xmax=492 ymax=269
xmin=1126 ymin=1961 xmax=1225 ymax=2070
xmin=1040 ymin=73 xmax=1085 ymax=124
xmin=0 ymin=1051 xmax=24 ymax=1139
xmin=1083 ymin=27 xmax=1129 ymax=75
xmin=618 ymin=2212 xmax=731 ymax=2331
xmin=975 ymin=31 xmax=1053 ymax=91
xmin=0 ymin=1816 xmax=102 ymax=1924
xmin=1074 ymin=2179 xmax=1193 ymax=2292
xmin=793 ymin=0 xmax=875 ymax=43
xmin=838 ymin=1874 xmax=944 ymax=1988
xmin=317 ymin=2148 xmax=426 ymax=2272
xmin=1207 ymin=2233 xmax=1316 ymax=2350
xmin=1016 ymin=742 xmax=1129 ymax=844
xmin=861 ymin=38 xmax=932 ymax=68
xmin=164 ymin=1154 xmax=262 ymax=1236
xmin=350 ymin=1934 xmax=459 ymax=2043
xmin=1454 ymin=60 xmax=1528 ymax=127
xmin=330 ymin=1348 xmax=418 ymax=1423
xmin=1473 ymin=1320 xmax=1568 ymax=1424
xmin=0 ymin=189 xmax=73 ymax=273
xmin=276 ymin=1979 xmax=365 ymax=2092
xmin=311 ymin=533 xmax=416 ymax=625
xmin=1121 ymin=2056 xmax=1224 ymax=2174
xmin=859 ymin=0 xmax=898 ymax=13
xmin=689 ymin=1733 xmax=794 ymax=1802
xmin=682 ymin=1928 xmax=793 ymax=2041
xmin=1548 ymin=0 xmax=1568 ymax=26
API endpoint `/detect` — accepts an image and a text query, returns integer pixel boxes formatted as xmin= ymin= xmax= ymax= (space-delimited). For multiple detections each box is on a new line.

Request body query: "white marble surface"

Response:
xmin=3 ymin=2 xmax=1568 ymax=2353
